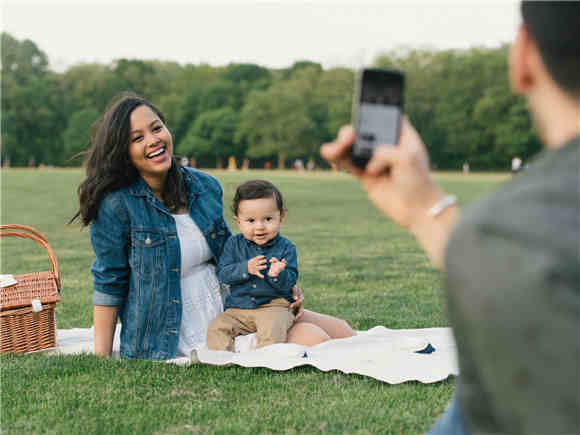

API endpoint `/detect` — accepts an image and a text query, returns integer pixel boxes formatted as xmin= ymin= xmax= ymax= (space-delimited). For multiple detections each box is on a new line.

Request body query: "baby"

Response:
xmin=206 ymin=179 xmax=298 ymax=351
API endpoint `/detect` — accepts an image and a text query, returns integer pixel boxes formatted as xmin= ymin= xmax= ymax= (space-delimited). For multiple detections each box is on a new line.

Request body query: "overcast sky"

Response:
xmin=2 ymin=0 xmax=521 ymax=72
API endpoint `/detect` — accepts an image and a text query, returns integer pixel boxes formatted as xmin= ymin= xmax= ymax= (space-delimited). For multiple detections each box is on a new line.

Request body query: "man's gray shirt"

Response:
xmin=444 ymin=136 xmax=579 ymax=434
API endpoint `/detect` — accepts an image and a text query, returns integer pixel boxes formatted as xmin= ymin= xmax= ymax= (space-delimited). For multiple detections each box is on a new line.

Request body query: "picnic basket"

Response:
xmin=0 ymin=224 xmax=61 ymax=353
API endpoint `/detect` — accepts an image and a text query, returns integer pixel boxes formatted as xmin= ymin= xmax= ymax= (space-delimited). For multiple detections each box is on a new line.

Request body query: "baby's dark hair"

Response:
xmin=232 ymin=180 xmax=285 ymax=216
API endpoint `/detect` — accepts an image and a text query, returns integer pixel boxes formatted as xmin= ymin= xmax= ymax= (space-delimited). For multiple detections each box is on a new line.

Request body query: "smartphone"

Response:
xmin=351 ymin=68 xmax=404 ymax=168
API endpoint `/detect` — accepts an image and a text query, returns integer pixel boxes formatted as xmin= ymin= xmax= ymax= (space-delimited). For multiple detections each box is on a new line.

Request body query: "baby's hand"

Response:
xmin=268 ymin=257 xmax=287 ymax=277
xmin=248 ymin=255 xmax=267 ymax=278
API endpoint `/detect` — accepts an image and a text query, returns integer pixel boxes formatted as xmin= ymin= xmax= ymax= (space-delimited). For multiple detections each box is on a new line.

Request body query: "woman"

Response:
xmin=72 ymin=93 xmax=353 ymax=360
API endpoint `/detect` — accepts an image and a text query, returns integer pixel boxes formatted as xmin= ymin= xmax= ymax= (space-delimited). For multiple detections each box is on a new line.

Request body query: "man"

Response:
xmin=321 ymin=2 xmax=579 ymax=434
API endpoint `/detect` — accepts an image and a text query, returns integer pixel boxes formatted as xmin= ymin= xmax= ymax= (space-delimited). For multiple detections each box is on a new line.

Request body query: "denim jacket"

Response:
xmin=217 ymin=233 xmax=298 ymax=309
xmin=90 ymin=167 xmax=231 ymax=360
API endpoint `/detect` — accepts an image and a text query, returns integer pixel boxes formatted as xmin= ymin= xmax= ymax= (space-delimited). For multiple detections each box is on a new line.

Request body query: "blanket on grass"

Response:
xmin=51 ymin=326 xmax=458 ymax=384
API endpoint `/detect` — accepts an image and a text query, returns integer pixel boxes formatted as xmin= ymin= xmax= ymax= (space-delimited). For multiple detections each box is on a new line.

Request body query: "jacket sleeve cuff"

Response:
xmin=217 ymin=262 xmax=252 ymax=285
xmin=266 ymin=271 xmax=296 ymax=292
xmin=93 ymin=289 xmax=124 ymax=306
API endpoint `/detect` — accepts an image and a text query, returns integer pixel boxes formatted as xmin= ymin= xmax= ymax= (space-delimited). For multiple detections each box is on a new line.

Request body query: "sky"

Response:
xmin=2 ymin=0 xmax=521 ymax=72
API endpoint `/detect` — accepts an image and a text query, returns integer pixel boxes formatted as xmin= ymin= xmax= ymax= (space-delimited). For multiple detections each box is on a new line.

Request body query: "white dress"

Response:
xmin=172 ymin=213 xmax=225 ymax=357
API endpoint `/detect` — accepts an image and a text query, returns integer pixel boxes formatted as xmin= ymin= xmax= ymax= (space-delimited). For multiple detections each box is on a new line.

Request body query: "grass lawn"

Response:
xmin=0 ymin=168 xmax=507 ymax=434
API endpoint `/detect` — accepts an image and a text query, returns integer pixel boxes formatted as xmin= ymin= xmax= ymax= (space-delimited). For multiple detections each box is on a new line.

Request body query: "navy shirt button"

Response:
xmin=210 ymin=233 xmax=216 ymax=239
xmin=252 ymin=284 xmax=257 ymax=288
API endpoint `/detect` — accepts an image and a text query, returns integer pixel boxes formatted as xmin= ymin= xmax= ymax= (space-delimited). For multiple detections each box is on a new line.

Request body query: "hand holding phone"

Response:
xmin=351 ymin=68 xmax=405 ymax=168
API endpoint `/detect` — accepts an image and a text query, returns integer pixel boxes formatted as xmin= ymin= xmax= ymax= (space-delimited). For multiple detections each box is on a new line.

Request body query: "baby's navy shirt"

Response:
xmin=217 ymin=233 xmax=298 ymax=309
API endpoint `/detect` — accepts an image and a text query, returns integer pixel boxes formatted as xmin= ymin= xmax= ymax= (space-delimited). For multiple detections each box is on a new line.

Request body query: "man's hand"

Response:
xmin=268 ymin=257 xmax=286 ymax=277
xmin=247 ymin=255 xmax=267 ymax=278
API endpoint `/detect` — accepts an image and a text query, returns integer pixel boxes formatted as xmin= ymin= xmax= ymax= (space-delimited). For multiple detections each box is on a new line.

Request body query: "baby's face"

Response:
xmin=234 ymin=197 xmax=283 ymax=245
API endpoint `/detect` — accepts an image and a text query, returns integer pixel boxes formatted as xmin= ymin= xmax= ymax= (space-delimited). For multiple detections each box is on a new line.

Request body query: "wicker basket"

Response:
xmin=1 ymin=225 xmax=61 ymax=354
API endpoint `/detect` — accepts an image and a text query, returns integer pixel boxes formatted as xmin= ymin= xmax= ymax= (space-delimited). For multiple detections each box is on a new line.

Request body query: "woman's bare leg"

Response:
xmin=287 ymin=309 xmax=355 ymax=346
xmin=294 ymin=309 xmax=355 ymax=339
xmin=287 ymin=322 xmax=330 ymax=346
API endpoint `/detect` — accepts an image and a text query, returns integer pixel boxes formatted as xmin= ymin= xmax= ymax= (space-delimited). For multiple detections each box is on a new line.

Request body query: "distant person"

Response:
xmin=207 ymin=180 xmax=300 ymax=351
xmin=511 ymin=156 xmax=522 ymax=174
xmin=321 ymin=2 xmax=579 ymax=434
xmin=228 ymin=155 xmax=237 ymax=171
xmin=71 ymin=93 xmax=354 ymax=361
xmin=462 ymin=162 xmax=469 ymax=174
xmin=293 ymin=158 xmax=304 ymax=171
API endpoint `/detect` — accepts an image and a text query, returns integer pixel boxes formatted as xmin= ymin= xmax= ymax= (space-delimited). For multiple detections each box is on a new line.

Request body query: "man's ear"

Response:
xmin=279 ymin=211 xmax=285 ymax=223
xmin=234 ymin=215 xmax=240 ymax=225
xmin=509 ymin=24 xmax=539 ymax=95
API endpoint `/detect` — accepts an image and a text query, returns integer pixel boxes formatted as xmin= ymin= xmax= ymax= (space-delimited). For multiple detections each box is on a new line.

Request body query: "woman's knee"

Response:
xmin=287 ymin=322 xmax=330 ymax=346
xmin=296 ymin=310 xmax=355 ymax=339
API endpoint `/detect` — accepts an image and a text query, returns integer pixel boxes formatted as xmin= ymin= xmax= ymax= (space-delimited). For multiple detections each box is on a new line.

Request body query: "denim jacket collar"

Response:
xmin=244 ymin=233 xmax=281 ymax=249
xmin=127 ymin=167 xmax=207 ymax=206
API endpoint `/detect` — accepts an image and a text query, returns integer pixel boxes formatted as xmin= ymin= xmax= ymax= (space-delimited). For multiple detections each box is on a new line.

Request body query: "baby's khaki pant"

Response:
xmin=206 ymin=298 xmax=295 ymax=351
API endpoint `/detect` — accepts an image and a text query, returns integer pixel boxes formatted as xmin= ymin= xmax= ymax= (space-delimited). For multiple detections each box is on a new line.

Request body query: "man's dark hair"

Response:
xmin=521 ymin=1 xmax=580 ymax=97
xmin=232 ymin=180 xmax=285 ymax=216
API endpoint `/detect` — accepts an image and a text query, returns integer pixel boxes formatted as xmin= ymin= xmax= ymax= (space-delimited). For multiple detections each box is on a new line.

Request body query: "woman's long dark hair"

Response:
xmin=70 ymin=93 xmax=187 ymax=226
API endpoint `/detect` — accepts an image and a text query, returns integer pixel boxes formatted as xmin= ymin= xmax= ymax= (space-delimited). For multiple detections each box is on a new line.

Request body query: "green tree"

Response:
xmin=62 ymin=108 xmax=100 ymax=165
xmin=2 ymin=33 xmax=68 ymax=166
xmin=236 ymin=68 xmax=322 ymax=168
xmin=178 ymin=107 xmax=241 ymax=168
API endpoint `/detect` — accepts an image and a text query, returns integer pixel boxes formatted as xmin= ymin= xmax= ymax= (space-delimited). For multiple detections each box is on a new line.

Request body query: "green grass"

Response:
xmin=0 ymin=169 xmax=507 ymax=434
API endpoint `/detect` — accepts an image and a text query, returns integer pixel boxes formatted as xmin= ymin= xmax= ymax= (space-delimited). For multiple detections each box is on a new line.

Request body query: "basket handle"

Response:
xmin=0 ymin=225 xmax=61 ymax=292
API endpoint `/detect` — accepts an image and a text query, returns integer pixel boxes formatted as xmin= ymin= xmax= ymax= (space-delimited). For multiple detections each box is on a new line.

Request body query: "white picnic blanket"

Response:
xmin=51 ymin=326 xmax=458 ymax=384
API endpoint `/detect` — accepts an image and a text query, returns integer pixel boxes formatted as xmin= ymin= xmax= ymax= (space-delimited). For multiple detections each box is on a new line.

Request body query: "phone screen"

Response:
xmin=352 ymin=69 xmax=404 ymax=167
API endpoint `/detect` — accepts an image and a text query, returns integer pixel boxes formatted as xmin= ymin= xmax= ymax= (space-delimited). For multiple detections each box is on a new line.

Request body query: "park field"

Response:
xmin=1 ymin=168 xmax=508 ymax=435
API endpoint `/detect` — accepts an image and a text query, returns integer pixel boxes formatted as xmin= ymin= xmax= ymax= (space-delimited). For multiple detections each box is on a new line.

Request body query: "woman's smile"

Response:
xmin=128 ymin=105 xmax=174 ymax=183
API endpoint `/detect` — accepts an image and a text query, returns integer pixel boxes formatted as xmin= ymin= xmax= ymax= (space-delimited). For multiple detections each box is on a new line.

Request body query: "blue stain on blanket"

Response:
xmin=415 ymin=343 xmax=436 ymax=354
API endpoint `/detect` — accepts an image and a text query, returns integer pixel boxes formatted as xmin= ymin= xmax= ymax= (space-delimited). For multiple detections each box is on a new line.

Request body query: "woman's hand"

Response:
xmin=290 ymin=285 xmax=305 ymax=319
xmin=320 ymin=117 xmax=459 ymax=268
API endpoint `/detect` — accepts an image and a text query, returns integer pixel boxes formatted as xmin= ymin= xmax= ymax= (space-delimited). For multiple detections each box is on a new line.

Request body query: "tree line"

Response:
xmin=2 ymin=32 xmax=541 ymax=170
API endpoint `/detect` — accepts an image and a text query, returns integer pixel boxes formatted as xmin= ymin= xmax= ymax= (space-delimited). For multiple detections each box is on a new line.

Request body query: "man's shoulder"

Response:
xmin=462 ymin=148 xmax=578 ymax=229
xmin=451 ymin=146 xmax=579 ymax=259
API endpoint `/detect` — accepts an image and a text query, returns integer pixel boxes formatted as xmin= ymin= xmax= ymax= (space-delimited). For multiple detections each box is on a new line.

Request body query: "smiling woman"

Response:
xmin=127 ymin=106 xmax=174 ymax=199
xmin=69 ymin=93 xmax=353 ymax=361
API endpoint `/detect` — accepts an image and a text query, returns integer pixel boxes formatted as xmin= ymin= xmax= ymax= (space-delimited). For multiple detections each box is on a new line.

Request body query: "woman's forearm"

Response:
xmin=93 ymin=305 xmax=118 ymax=357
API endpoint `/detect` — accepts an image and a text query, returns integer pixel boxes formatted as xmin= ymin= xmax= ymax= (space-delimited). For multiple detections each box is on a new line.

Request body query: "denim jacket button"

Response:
xmin=210 ymin=233 xmax=216 ymax=239
xmin=252 ymin=284 xmax=257 ymax=288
